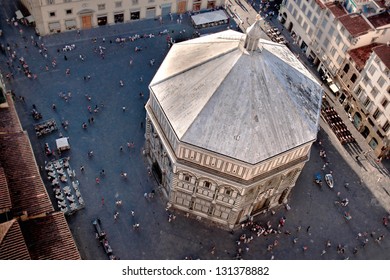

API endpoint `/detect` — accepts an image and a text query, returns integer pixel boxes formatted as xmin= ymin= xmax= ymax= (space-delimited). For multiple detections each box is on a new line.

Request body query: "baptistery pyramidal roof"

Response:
xmin=150 ymin=22 xmax=323 ymax=165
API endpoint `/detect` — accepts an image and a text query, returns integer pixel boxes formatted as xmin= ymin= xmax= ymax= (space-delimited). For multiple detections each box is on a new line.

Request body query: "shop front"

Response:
xmin=130 ymin=10 xmax=140 ymax=20
xmin=145 ymin=7 xmax=156 ymax=19
xmin=161 ymin=4 xmax=172 ymax=16
xmin=97 ymin=15 xmax=107 ymax=26
xmin=65 ymin=19 xmax=77 ymax=30
xmin=114 ymin=13 xmax=124 ymax=23
xmin=48 ymin=21 xmax=61 ymax=33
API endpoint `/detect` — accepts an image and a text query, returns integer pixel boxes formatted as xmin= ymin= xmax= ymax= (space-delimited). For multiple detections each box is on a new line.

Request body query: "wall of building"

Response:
xmin=337 ymin=56 xmax=360 ymax=91
xmin=280 ymin=0 xmax=387 ymax=79
xmin=350 ymin=50 xmax=390 ymax=154
xmin=21 ymin=0 xmax=223 ymax=35
xmin=170 ymin=159 xmax=305 ymax=228
xmin=280 ymin=0 xmax=390 ymax=157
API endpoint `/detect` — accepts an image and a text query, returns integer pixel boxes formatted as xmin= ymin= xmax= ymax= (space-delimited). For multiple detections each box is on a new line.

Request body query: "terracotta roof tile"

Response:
xmin=0 ymin=168 xmax=12 ymax=213
xmin=338 ymin=13 xmax=374 ymax=37
xmin=0 ymin=94 xmax=22 ymax=134
xmin=0 ymin=219 xmax=31 ymax=259
xmin=325 ymin=2 xmax=348 ymax=18
xmin=373 ymin=44 xmax=390 ymax=69
xmin=20 ymin=212 xmax=81 ymax=260
xmin=348 ymin=43 xmax=381 ymax=71
xmin=0 ymin=132 xmax=53 ymax=217
xmin=0 ymin=93 xmax=80 ymax=260
xmin=367 ymin=11 xmax=390 ymax=28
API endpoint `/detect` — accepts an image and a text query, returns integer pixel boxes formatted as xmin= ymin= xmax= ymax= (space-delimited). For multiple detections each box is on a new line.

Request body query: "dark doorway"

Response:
xmin=280 ymin=12 xmax=287 ymax=24
xmin=114 ymin=13 xmax=124 ymax=23
xmin=251 ymin=197 xmax=270 ymax=215
xmin=288 ymin=22 xmax=293 ymax=32
xmin=97 ymin=16 xmax=107 ymax=26
xmin=278 ymin=188 xmax=289 ymax=204
xmin=130 ymin=11 xmax=140 ymax=20
xmin=361 ymin=126 xmax=370 ymax=139
xmin=339 ymin=93 xmax=346 ymax=104
xmin=152 ymin=162 xmax=162 ymax=184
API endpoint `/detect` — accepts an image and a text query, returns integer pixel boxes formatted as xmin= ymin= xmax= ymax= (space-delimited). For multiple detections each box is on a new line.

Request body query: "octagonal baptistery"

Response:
xmin=144 ymin=19 xmax=323 ymax=229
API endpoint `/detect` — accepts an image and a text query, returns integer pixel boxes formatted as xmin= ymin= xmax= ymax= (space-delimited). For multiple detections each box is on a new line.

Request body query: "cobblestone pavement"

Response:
xmin=1 ymin=0 xmax=389 ymax=260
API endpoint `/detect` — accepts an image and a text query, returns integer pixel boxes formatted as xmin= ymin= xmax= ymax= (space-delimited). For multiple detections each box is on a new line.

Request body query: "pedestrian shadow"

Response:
xmin=364 ymin=154 xmax=390 ymax=177
xmin=355 ymin=158 xmax=368 ymax=171
xmin=344 ymin=142 xmax=363 ymax=156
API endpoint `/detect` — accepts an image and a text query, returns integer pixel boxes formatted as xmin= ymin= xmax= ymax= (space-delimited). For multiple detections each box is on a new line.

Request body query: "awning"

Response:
xmin=329 ymin=83 xmax=339 ymax=93
xmin=26 ymin=15 xmax=35 ymax=23
xmin=16 ymin=10 xmax=24 ymax=20
xmin=191 ymin=10 xmax=228 ymax=26
xmin=56 ymin=137 xmax=70 ymax=150
xmin=48 ymin=22 xmax=61 ymax=31
xmin=65 ymin=20 xmax=76 ymax=28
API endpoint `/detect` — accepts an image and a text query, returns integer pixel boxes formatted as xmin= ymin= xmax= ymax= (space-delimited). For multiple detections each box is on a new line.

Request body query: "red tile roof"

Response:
xmin=374 ymin=0 xmax=387 ymax=9
xmin=325 ymin=1 xmax=348 ymax=18
xmin=0 ymin=95 xmax=22 ymax=134
xmin=373 ymin=44 xmax=390 ymax=69
xmin=338 ymin=13 xmax=374 ymax=37
xmin=0 ymin=219 xmax=31 ymax=259
xmin=0 ymin=94 xmax=53 ymax=217
xmin=348 ymin=43 xmax=381 ymax=71
xmin=0 ymin=168 xmax=12 ymax=214
xmin=367 ymin=11 xmax=390 ymax=28
xmin=0 ymin=132 xmax=54 ymax=217
xmin=0 ymin=94 xmax=80 ymax=260
xmin=20 ymin=212 xmax=81 ymax=260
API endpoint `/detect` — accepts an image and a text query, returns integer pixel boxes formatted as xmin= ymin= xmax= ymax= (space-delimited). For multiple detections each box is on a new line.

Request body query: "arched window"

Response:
xmin=350 ymin=73 xmax=357 ymax=83
xmin=369 ymin=137 xmax=378 ymax=149
xmin=343 ymin=63 xmax=350 ymax=74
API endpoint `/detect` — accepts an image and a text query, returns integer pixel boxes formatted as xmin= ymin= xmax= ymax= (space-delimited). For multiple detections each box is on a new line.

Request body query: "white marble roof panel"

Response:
xmin=150 ymin=30 xmax=323 ymax=164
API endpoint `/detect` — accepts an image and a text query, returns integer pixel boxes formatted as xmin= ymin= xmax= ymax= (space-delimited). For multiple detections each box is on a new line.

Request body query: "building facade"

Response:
xmin=279 ymin=0 xmax=389 ymax=79
xmin=20 ymin=0 xmax=224 ymax=35
xmin=279 ymin=0 xmax=390 ymax=156
xmin=144 ymin=21 xmax=323 ymax=228
xmin=340 ymin=44 xmax=390 ymax=157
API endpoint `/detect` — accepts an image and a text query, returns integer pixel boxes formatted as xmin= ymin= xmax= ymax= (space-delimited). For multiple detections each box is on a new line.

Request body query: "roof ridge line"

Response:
xmin=181 ymin=51 xmax=243 ymax=139
xmin=150 ymin=40 xmax=241 ymax=87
